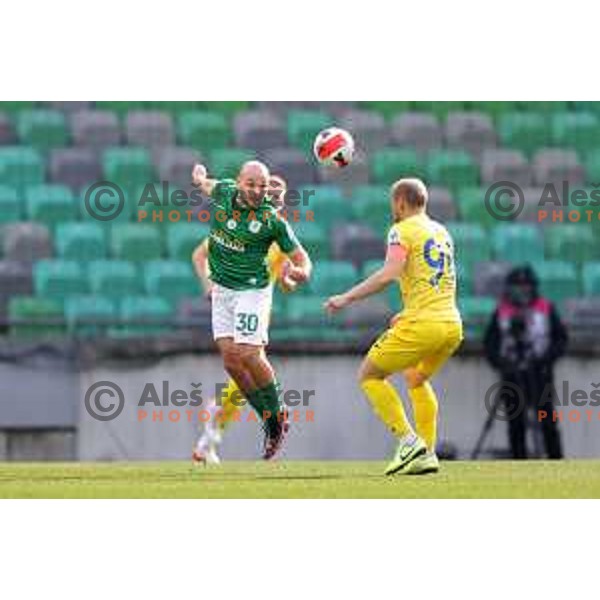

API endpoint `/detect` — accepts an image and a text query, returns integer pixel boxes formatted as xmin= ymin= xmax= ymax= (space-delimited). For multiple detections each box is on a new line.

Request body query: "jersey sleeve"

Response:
xmin=273 ymin=218 xmax=300 ymax=254
xmin=386 ymin=223 xmax=410 ymax=261
xmin=211 ymin=179 xmax=237 ymax=210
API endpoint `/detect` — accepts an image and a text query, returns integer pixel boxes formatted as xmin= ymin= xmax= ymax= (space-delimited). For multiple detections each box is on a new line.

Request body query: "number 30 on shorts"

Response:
xmin=235 ymin=312 xmax=259 ymax=333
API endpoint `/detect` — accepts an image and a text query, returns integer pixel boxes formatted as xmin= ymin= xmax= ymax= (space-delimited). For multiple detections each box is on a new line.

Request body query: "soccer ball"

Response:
xmin=313 ymin=127 xmax=355 ymax=168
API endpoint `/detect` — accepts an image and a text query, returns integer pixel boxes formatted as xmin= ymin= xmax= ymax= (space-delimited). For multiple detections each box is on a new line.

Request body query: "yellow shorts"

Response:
xmin=367 ymin=318 xmax=463 ymax=377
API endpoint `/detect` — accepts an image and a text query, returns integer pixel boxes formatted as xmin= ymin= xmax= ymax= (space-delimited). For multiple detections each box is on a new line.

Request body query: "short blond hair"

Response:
xmin=391 ymin=178 xmax=428 ymax=208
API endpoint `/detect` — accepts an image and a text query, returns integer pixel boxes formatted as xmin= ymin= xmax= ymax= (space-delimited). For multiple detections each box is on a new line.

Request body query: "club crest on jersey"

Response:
xmin=226 ymin=219 xmax=237 ymax=230
xmin=249 ymin=221 xmax=262 ymax=234
xmin=388 ymin=228 xmax=401 ymax=245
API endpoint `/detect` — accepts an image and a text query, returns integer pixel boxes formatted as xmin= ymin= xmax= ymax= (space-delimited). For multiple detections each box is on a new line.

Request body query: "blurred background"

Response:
xmin=0 ymin=100 xmax=599 ymax=462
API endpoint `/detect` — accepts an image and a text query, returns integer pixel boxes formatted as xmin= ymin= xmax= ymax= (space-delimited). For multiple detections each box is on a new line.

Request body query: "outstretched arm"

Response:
xmin=192 ymin=164 xmax=219 ymax=197
xmin=192 ymin=239 xmax=213 ymax=298
xmin=324 ymin=253 xmax=406 ymax=314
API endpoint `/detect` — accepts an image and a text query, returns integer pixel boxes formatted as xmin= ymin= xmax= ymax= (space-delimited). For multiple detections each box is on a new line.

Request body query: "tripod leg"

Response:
xmin=470 ymin=395 xmax=501 ymax=460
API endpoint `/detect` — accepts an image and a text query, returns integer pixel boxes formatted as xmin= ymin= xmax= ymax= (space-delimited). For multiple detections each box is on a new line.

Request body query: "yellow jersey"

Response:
xmin=196 ymin=239 xmax=287 ymax=283
xmin=387 ymin=213 xmax=461 ymax=323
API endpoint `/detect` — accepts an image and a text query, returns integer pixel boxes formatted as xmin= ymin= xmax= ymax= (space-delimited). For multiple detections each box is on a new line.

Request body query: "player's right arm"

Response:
xmin=192 ymin=164 xmax=218 ymax=197
xmin=192 ymin=239 xmax=213 ymax=298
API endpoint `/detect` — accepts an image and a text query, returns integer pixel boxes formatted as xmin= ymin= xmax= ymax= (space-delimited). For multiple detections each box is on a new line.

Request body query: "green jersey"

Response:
xmin=208 ymin=179 xmax=299 ymax=290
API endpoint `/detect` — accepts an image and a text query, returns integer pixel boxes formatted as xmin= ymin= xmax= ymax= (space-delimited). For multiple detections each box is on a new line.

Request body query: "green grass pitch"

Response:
xmin=1 ymin=460 xmax=600 ymax=498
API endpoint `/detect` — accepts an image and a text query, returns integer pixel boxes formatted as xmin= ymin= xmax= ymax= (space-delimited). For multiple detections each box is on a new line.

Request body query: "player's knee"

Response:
xmin=404 ymin=368 xmax=428 ymax=389
xmin=357 ymin=359 xmax=385 ymax=385
xmin=222 ymin=348 xmax=244 ymax=375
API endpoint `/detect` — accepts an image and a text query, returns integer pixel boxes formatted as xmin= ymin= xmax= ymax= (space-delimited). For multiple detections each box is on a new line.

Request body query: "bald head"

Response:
xmin=240 ymin=160 xmax=270 ymax=180
xmin=390 ymin=178 xmax=428 ymax=222
xmin=237 ymin=160 xmax=270 ymax=208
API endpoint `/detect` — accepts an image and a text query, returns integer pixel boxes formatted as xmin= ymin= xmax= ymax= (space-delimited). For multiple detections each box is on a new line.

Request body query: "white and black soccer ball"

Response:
xmin=313 ymin=127 xmax=355 ymax=168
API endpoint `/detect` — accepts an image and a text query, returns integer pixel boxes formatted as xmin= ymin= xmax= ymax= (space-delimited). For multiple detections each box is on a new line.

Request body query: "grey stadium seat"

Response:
xmin=261 ymin=148 xmax=318 ymax=188
xmin=472 ymin=261 xmax=512 ymax=298
xmin=563 ymin=298 xmax=600 ymax=330
xmin=390 ymin=112 xmax=443 ymax=155
xmin=330 ymin=222 xmax=385 ymax=267
xmin=339 ymin=110 xmax=388 ymax=153
xmin=0 ymin=113 xmax=15 ymax=145
xmin=480 ymin=149 xmax=531 ymax=188
xmin=155 ymin=146 xmax=203 ymax=188
xmin=71 ymin=110 xmax=121 ymax=151
xmin=318 ymin=151 xmax=370 ymax=194
xmin=49 ymin=148 xmax=102 ymax=190
xmin=428 ymin=187 xmax=457 ymax=222
xmin=445 ymin=112 xmax=497 ymax=157
xmin=126 ymin=111 xmax=175 ymax=148
xmin=343 ymin=297 xmax=393 ymax=328
xmin=317 ymin=102 xmax=357 ymax=117
xmin=532 ymin=149 xmax=585 ymax=187
xmin=0 ymin=260 xmax=33 ymax=321
xmin=233 ymin=110 xmax=287 ymax=151
xmin=3 ymin=223 xmax=53 ymax=262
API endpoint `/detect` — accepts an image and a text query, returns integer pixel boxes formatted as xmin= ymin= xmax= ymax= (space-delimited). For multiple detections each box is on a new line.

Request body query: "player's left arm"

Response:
xmin=273 ymin=219 xmax=312 ymax=288
xmin=324 ymin=227 xmax=408 ymax=314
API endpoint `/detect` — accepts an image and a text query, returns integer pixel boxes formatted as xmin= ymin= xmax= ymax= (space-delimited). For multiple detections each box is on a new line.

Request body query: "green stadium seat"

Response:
xmin=55 ymin=223 xmax=107 ymax=261
xmin=178 ymin=112 xmax=231 ymax=151
xmin=459 ymin=296 xmax=496 ymax=340
xmin=309 ymin=260 xmax=358 ymax=296
xmin=88 ymin=260 xmax=144 ymax=298
xmin=110 ymin=223 xmax=163 ymax=262
xmin=426 ymin=150 xmax=478 ymax=191
xmin=498 ymin=113 xmax=550 ymax=156
xmin=103 ymin=147 xmax=154 ymax=190
xmin=65 ymin=295 xmax=116 ymax=336
xmin=0 ymin=101 xmax=37 ymax=114
xmin=572 ymin=101 xmax=600 ymax=116
xmin=351 ymin=185 xmax=390 ymax=232
xmin=0 ymin=185 xmax=21 ymax=224
xmin=144 ymin=101 xmax=200 ymax=115
xmin=286 ymin=110 xmax=331 ymax=149
xmin=24 ymin=184 xmax=77 ymax=226
xmin=119 ymin=296 xmax=173 ymax=336
xmin=552 ymin=112 xmax=600 ymax=156
xmin=535 ymin=261 xmax=579 ymax=304
xmin=467 ymin=101 xmax=518 ymax=121
xmin=209 ymin=148 xmax=255 ymax=179
xmin=518 ymin=101 xmax=569 ymax=115
xmin=16 ymin=110 xmax=68 ymax=151
xmin=447 ymin=223 xmax=491 ymax=272
xmin=370 ymin=149 xmax=424 ymax=185
xmin=583 ymin=150 xmax=600 ymax=183
xmin=94 ymin=101 xmax=147 ymax=117
xmin=582 ymin=263 xmax=600 ymax=296
xmin=358 ymin=101 xmax=411 ymax=120
xmin=492 ymin=224 xmax=544 ymax=264
xmin=0 ymin=147 xmax=44 ymax=190
xmin=166 ymin=223 xmax=210 ymax=261
xmin=280 ymin=294 xmax=349 ymax=341
xmin=293 ymin=221 xmax=329 ymax=260
xmin=34 ymin=260 xmax=88 ymax=300
xmin=8 ymin=296 xmax=65 ymax=337
xmin=455 ymin=187 xmax=494 ymax=227
xmin=144 ymin=260 xmax=199 ymax=306
xmin=544 ymin=225 xmax=596 ymax=264
xmin=199 ymin=101 xmax=252 ymax=118
xmin=411 ymin=101 xmax=464 ymax=120
xmin=299 ymin=185 xmax=351 ymax=231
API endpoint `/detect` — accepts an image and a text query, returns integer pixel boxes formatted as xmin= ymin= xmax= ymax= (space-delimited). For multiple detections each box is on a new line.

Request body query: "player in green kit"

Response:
xmin=192 ymin=161 xmax=312 ymax=459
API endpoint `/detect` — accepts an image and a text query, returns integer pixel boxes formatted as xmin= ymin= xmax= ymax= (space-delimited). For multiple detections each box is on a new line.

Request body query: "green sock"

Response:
xmin=247 ymin=381 xmax=283 ymax=432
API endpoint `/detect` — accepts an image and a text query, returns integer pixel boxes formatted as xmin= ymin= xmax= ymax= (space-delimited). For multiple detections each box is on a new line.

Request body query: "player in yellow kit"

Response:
xmin=325 ymin=178 xmax=463 ymax=476
xmin=192 ymin=175 xmax=297 ymax=464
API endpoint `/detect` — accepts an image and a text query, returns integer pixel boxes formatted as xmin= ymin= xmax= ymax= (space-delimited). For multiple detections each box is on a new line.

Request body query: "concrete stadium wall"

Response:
xmin=77 ymin=354 xmax=600 ymax=461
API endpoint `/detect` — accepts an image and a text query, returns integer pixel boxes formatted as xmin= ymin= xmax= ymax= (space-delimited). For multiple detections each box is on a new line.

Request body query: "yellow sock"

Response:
xmin=361 ymin=379 xmax=414 ymax=438
xmin=216 ymin=378 xmax=246 ymax=430
xmin=408 ymin=382 xmax=438 ymax=451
